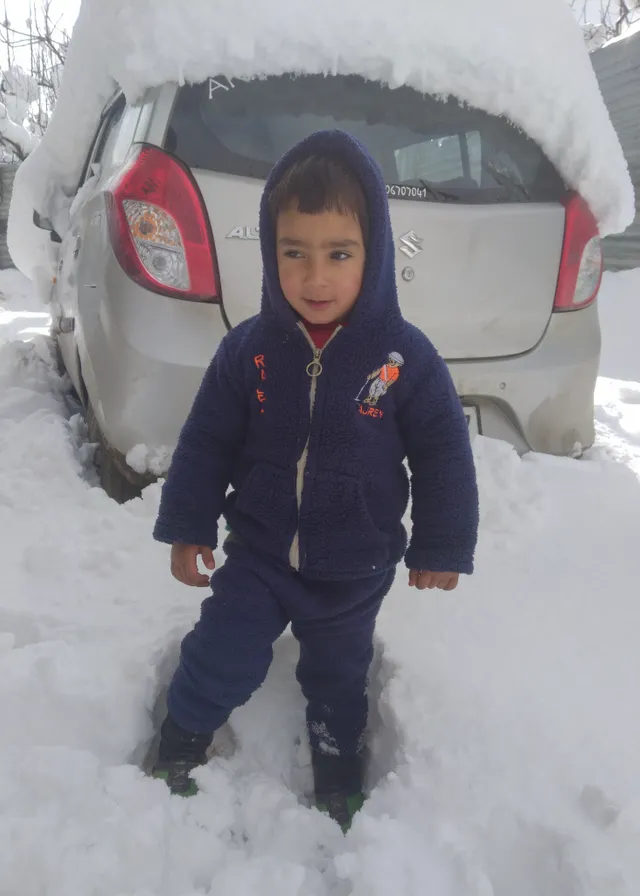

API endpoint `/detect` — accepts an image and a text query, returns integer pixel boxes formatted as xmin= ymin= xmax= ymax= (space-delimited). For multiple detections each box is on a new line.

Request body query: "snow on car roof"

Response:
xmin=9 ymin=0 xmax=635 ymax=280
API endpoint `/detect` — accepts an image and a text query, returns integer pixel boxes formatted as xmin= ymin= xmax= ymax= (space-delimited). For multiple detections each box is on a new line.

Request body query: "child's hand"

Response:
xmin=409 ymin=570 xmax=459 ymax=591
xmin=171 ymin=543 xmax=215 ymax=586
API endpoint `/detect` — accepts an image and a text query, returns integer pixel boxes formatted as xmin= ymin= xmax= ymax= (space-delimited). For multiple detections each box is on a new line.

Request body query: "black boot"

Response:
xmin=312 ymin=751 xmax=365 ymax=833
xmin=149 ymin=715 xmax=214 ymax=797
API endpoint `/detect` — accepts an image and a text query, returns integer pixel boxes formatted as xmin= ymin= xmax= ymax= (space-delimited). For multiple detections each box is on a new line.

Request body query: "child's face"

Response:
xmin=276 ymin=205 xmax=366 ymax=325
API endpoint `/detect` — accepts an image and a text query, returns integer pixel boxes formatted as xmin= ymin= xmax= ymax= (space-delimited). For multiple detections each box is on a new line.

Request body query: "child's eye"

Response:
xmin=283 ymin=250 xmax=303 ymax=259
xmin=331 ymin=251 xmax=352 ymax=261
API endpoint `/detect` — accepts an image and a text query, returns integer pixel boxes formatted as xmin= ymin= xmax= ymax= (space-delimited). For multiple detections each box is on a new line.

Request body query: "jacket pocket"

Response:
xmin=232 ymin=462 xmax=298 ymax=537
xmin=302 ymin=470 xmax=389 ymax=558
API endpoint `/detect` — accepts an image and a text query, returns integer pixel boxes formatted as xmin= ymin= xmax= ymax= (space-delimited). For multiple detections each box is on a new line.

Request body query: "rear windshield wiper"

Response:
xmin=418 ymin=179 xmax=461 ymax=202
xmin=483 ymin=162 xmax=530 ymax=200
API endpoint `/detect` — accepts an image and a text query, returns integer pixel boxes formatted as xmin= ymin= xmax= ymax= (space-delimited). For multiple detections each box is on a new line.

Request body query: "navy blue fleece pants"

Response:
xmin=166 ymin=540 xmax=394 ymax=756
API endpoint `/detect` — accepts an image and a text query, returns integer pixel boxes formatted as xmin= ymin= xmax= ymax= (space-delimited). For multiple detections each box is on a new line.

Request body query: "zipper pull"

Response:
xmin=306 ymin=348 xmax=323 ymax=378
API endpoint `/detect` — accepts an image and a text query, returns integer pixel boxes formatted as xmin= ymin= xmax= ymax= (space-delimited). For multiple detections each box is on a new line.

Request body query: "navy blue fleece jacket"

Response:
xmin=154 ymin=130 xmax=479 ymax=580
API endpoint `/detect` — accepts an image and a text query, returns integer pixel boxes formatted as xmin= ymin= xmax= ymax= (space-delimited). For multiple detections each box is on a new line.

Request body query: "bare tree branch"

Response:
xmin=0 ymin=0 xmax=68 ymax=160
xmin=570 ymin=0 xmax=640 ymax=38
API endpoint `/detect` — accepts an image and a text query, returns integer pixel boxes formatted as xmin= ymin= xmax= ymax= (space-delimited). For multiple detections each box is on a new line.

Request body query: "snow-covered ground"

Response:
xmin=1 ymin=268 xmax=640 ymax=894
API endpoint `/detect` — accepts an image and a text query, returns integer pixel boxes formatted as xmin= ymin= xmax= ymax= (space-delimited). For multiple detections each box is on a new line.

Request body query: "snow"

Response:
xmin=603 ymin=17 xmax=640 ymax=46
xmin=0 ymin=101 xmax=38 ymax=158
xmin=0 ymin=66 xmax=40 ymax=161
xmin=126 ymin=443 xmax=173 ymax=477
xmin=1 ymin=265 xmax=640 ymax=893
xmin=8 ymin=0 xmax=635 ymax=282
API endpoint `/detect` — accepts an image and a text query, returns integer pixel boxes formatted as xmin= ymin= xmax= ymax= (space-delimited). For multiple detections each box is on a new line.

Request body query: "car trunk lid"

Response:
xmin=168 ymin=73 xmax=568 ymax=360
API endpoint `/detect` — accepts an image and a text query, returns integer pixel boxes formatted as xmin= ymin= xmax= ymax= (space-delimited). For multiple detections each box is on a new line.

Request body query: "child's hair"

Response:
xmin=268 ymin=153 xmax=369 ymax=246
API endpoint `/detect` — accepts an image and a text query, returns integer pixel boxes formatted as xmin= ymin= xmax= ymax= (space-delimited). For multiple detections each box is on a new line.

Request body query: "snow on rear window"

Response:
xmin=167 ymin=75 xmax=566 ymax=204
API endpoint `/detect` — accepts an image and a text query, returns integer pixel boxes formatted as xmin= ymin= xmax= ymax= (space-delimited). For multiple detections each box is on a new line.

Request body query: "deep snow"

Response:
xmin=1 ymin=268 xmax=640 ymax=894
xmin=8 ymin=0 xmax=635 ymax=283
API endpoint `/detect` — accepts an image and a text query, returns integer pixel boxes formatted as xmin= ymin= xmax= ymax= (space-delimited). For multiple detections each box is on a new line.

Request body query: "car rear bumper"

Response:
xmin=447 ymin=302 xmax=601 ymax=456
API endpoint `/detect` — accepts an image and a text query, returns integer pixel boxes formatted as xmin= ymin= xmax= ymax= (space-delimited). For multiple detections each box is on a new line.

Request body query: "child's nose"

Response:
xmin=303 ymin=257 xmax=327 ymax=288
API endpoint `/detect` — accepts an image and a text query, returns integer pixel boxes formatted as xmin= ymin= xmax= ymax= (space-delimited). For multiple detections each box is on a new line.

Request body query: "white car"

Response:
xmin=36 ymin=73 xmax=603 ymax=501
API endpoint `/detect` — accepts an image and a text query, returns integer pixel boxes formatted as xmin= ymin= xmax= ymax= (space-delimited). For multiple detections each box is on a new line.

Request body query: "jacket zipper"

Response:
xmin=289 ymin=322 xmax=342 ymax=571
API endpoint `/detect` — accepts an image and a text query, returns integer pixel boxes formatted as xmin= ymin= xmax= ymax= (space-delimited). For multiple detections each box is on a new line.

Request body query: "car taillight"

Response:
xmin=552 ymin=192 xmax=603 ymax=312
xmin=106 ymin=144 xmax=219 ymax=302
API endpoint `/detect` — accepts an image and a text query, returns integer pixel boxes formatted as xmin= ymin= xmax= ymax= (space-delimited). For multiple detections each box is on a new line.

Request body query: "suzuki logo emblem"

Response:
xmin=398 ymin=231 xmax=423 ymax=259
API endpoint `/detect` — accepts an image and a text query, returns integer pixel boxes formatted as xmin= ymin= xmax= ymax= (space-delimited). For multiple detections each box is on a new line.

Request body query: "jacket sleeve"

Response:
xmin=153 ymin=336 xmax=248 ymax=548
xmin=398 ymin=352 xmax=479 ymax=574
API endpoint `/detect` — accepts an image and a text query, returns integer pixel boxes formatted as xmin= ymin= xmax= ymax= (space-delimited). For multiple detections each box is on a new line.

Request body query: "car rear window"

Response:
xmin=165 ymin=74 xmax=566 ymax=204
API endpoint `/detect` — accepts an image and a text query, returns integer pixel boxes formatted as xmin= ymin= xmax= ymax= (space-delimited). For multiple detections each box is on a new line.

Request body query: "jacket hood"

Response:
xmin=258 ymin=129 xmax=400 ymax=331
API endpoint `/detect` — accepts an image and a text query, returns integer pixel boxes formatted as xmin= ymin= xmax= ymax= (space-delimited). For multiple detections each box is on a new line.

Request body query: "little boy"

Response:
xmin=150 ymin=130 xmax=479 ymax=831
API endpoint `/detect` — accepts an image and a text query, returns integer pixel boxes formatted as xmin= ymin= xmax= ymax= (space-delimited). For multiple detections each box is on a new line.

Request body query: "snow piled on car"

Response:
xmin=8 ymin=0 xmax=635 ymax=282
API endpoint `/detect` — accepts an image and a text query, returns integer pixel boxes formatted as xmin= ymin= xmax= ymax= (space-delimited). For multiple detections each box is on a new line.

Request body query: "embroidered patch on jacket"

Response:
xmin=254 ymin=354 xmax=267 ymax=413
xmin=355 ymin=352 xmax=404 ymax=417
